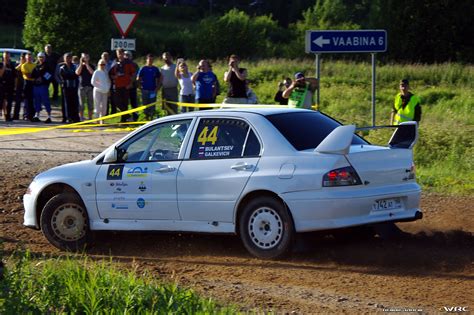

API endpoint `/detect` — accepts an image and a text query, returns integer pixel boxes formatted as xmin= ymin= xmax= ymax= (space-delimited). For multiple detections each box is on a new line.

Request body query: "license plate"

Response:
xmin=372 ymin=198 xmax=402 ymax=211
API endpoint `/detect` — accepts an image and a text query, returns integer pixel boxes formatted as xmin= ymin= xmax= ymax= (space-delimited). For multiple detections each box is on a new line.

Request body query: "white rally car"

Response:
xmin=24 ymin=108 xmax=422 ymax=259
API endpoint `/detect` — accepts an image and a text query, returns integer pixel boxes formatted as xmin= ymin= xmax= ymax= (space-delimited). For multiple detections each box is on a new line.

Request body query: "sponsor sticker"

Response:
xmin=127 ymin=166 xmax=148 ymax=178
xmin=137 ymin=197 xmax=146 ymax=209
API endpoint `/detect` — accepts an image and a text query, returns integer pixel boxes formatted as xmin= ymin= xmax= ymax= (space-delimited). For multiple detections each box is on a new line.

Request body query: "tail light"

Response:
xmin=323 ymin=166 xmax=362 ymax=187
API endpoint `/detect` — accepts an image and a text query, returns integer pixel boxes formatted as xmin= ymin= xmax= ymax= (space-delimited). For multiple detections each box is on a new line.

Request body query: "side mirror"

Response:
xmin=103 ymin=147 xmax=118 ymax=163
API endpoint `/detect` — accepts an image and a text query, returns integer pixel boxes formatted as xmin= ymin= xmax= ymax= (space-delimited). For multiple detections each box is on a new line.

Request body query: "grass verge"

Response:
xmin=0 ymin=251 xmax=235 ymax=314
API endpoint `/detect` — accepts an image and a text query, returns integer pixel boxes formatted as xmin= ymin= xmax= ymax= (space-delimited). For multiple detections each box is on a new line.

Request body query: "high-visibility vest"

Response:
xmin=288 ymin=83 xmax=309 ymax=108
xmin=394 ymin=92 xmax=420 ymax=124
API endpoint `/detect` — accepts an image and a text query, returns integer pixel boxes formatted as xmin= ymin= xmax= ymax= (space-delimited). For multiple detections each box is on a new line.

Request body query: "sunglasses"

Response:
xmin=99 ymin=64 xmax=106 ymax=66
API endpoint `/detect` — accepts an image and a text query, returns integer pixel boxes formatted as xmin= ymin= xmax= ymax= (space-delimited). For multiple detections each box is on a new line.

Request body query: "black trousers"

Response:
xmin=24 ymin=81 xmax=34 ymax=120
xmin=129 ymin=87 xmax=138 ymax=121
xmin=51 ymin=78 xmax=59 ymax=99
xmin=63 ymin=87 xmax=80 ymax=122
xmin=3 ymin=85 xmax=14 ymax=119
xmin=114 ymin=87 xmax=130 ymax=122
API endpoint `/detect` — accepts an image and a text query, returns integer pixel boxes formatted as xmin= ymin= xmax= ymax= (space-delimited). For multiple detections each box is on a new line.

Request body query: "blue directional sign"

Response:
xmin=306 ymin=30 xmax=387 ymax=53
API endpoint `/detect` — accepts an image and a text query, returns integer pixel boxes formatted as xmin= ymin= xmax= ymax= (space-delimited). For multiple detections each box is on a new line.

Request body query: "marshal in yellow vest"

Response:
xmin=393 ymin=93 xmax=420 ymax=124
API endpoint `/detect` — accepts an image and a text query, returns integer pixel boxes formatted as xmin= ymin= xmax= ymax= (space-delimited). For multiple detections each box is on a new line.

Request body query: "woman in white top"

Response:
xmin=174 ymin=59 xmax=194 ymax=112
xmin=91 ymin=58 xmax=111 ymax=123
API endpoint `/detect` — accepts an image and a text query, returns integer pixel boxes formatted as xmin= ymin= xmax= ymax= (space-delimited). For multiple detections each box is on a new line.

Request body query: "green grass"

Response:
xmin=0 ymin=251 xmax=235 ymax=314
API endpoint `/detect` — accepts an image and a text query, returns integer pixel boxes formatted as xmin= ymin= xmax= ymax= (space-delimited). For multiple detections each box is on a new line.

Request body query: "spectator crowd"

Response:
xmin=0 ymin=46 xmax=267 ymax=124
xmin=1 ymin=44 xmax=421 ymax=126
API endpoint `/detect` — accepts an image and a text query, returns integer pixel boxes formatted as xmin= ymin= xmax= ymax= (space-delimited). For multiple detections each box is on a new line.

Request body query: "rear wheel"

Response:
xmin=239 ymin=196 xmax=294 ymax=259
xmin=40 ymin=193 xmax=90 ymax=251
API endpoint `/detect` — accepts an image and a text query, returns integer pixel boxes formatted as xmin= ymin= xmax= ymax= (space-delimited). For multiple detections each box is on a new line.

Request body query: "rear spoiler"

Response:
xmin=315 ymin=122 xmax=418 ymax=154
xmin=357 ymin=121 xmax=418 ymax=149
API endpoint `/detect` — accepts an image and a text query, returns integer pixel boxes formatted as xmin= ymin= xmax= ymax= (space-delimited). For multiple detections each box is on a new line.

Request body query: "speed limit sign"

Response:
xmin=111 ymin=38 xmax=136 ymax=51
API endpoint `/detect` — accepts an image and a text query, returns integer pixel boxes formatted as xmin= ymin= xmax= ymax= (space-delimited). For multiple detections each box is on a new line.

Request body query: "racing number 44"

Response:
xmin=198 ymin=126 xmax=218 ymax=145
xmin=107 ymin=165 xmax=124 ymax=180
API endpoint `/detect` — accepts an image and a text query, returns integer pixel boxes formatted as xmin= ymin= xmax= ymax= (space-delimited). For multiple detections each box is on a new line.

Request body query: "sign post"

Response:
xmin=111 ymin=11 xmax=139 ymax=51
xmin=305 ymin=30 xmax=387 ymax=126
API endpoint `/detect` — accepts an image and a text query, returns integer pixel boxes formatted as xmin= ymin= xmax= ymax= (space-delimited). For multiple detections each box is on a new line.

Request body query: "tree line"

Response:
xmin=12 ymin=0 xmax=474 ymax=63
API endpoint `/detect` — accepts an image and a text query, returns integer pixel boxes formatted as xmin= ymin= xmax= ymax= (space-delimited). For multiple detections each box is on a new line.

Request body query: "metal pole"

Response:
xmin=315 ymin=54 xmax=321 ymax=109
xmin=371 ymin=53 xmax=376 ymax=126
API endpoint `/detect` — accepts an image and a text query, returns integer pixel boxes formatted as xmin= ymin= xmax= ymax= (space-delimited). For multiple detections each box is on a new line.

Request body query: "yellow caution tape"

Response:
xmin=0 ymin=102 xmax=157 ymax=136
xmin=0 ymin=98 xmax=319 ymax=136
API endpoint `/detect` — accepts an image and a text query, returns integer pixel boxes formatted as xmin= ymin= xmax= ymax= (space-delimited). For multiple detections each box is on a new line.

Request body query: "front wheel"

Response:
xmin=40 ymin=193 xmax=90 ymax=251
xmin=239 ymin=196 xmax=294 ymax=259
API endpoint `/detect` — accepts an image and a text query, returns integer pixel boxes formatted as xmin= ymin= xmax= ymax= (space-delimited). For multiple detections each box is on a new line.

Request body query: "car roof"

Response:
xmin=163 ymin=107 xmax=313 ymax=119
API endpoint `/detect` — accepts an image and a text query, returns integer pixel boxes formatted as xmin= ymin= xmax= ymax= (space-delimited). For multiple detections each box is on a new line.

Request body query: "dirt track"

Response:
xmin=1 ymin=123 xmax=473 ymax=314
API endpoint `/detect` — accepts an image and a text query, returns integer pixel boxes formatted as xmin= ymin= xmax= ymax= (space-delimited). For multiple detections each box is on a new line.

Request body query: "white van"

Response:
xmin=0 ymin=48 xmax=31 ymax=63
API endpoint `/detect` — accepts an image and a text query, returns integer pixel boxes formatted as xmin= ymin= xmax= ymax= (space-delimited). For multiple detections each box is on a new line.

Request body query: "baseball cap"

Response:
xmin=295 ymin=72 xmax=305 ymax=80
xmin=37 ymin=52 xmax=45 ymax=57
xmin=400 ymin=79 xmax=409 ymax=85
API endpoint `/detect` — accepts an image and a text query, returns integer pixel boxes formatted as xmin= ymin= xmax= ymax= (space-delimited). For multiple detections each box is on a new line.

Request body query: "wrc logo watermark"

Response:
xmin=439 ymin=306 xmax=469 ymax=312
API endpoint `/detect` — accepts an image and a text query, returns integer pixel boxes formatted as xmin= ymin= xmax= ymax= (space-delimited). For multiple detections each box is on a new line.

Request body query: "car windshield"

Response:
xmin=266 ymin=111 xmax=367 ymax=151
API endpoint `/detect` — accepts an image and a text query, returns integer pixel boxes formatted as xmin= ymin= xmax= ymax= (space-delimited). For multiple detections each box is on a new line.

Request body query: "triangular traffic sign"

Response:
xmin=111 ymin=11 xmax=139 ymax=38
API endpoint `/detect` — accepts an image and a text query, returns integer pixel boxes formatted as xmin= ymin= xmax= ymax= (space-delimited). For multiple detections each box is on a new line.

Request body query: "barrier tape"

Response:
xmin=0 ymin=98 xmax=319 ymax=136
xmin=0 ymin=102 xmax=157 ymax=136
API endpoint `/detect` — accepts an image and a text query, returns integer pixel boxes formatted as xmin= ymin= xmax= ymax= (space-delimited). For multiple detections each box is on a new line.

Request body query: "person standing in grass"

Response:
xmin=160 ymin=52 xmax=178 ymax=115
xmin=223 ymin=54 xmax=248 ymax=104
xmin=282 ymin=72 xmax=318 ymax=109
xmin=192 ymin=59 xmax=217 ymax=108
xmin=124 ymin=51 xmax=139 ymax=121
xmin=274 ymin=78 xmax=292 ymax=105
xmin=44 ymin=44 xmax=61 ymax=101
xmin=60 ymin=52 xmax=80 ymax=123
xmin=175 ymin=59 xmax=194 ymax=112
xmin=76 ymin=53 xmax=95 ymax=121
xmin=91 ymin=59 xmax=111 ymax=124
xmin=137 ymin=53 xmax=161 ymax=121
xmin=0 ymin=51 xmax=17 ymax=121
xmin=391 ymin=79 xmax=421 ymax=125
xmin=18 ymin=52 xmax=36 ymax=121
xmin=31 ymin=52 xmax=52 ymax=123
xmin=110 ymin=48 xmax=135 ymax=123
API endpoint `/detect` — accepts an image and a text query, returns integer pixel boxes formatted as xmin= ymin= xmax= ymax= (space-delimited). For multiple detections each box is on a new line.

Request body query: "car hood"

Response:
xmin=35 ymin=160 xmax=98 ymax=183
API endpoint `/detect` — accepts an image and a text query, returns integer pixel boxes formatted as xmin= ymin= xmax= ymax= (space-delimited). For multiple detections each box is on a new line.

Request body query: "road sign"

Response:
xmin=111 ymin=38 xmax=136 ymax=51
xmin=306 ymin=30 xmax=387 ymax=53
xmin=111 ymin=11 xmax=139 ymax=37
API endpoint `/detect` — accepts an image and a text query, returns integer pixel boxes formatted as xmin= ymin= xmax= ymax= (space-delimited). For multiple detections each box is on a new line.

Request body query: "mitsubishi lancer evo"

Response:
xmin=24 ymin=108 xmax=422 ymax=259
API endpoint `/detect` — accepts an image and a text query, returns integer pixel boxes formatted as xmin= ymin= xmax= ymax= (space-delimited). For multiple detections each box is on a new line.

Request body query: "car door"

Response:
xmin=96 ymin=119 xmax=193 ymax=220
xmin=177 ymin=117 xmax=262 ymax=222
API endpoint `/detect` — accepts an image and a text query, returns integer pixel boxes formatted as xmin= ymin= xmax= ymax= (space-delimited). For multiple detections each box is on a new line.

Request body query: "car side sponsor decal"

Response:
xmin=127 ymin=166 xmax=148 ymax=177
xmin=137 ymin=198 xmax=146 ymax=209
xmin=107 ymin=165 xmax=124 ymax=180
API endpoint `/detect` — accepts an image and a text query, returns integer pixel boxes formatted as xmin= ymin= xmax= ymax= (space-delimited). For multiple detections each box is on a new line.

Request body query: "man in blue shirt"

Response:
xmin=137 ymin=54 xmax=162 ymax=120
xmin=192 ymin=59 xmax=217 ymax=107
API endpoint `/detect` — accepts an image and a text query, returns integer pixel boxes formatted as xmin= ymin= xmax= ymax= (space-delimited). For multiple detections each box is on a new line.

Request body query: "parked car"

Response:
xmin=0 ymin=48 xmax=31 ymax=63
xmin=23 ymin=108 xmax=422 ymax=259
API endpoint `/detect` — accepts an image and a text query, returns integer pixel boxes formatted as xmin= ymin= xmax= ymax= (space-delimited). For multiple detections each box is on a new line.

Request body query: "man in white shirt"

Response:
xmin=160 ymin=52 xmax=178 ymax=115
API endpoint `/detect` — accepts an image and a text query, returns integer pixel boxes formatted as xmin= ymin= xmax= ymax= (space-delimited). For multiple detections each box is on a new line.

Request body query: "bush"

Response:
xmin=191 ymin=9 xmax=281 ymax=59
xmin=23 ymin=0 xmax=110 ymax=57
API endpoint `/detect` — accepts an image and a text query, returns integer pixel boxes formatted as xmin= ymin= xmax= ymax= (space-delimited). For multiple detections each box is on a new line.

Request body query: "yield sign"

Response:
xmin=111 ymin=11 xmax=139 ymax=37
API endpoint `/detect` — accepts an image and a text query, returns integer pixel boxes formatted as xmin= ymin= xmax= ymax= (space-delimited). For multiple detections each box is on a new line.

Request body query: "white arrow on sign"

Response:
xmin=111 ymin=11 xmax=139 ymax=38
xmin=313 ymin=36 xmax=330 ymax=48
